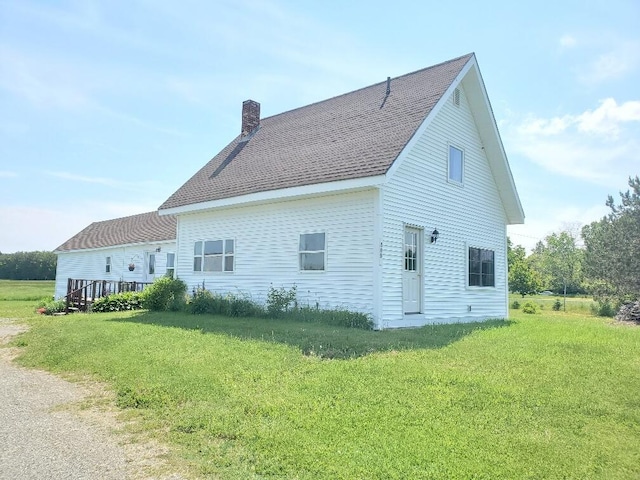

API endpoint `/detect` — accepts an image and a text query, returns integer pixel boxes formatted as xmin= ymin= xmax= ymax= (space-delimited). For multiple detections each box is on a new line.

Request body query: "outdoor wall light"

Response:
xmin=430 ymin=229 xmax=440 ymax=243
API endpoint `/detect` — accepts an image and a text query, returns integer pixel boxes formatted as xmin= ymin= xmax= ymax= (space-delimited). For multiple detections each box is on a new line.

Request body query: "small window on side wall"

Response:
xmin=299 ymin=233 xmax=325 ymax=271
xmin=469 ymin=247 xmax=495 ymax=287
xmin=166 ymin=253 xmax=175 ymax=278
xmin=105 ymin=256 xmax=111 ymax=273
xmin=449 ymin=145 xmax=463 ymax=184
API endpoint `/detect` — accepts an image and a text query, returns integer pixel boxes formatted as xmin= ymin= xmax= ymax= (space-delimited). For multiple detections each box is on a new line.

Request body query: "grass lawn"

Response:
xmin=2 ymin=281 xmax=639 ymax=479
xmin=509 ymin=292 xmax=595 ymax=315
xmin=0 ymin=279 xmax=55 ymax=301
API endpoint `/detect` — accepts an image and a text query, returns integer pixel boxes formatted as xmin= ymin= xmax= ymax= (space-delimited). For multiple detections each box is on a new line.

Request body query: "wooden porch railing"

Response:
xmin=64 ymin=278 xmax=153 ymax=313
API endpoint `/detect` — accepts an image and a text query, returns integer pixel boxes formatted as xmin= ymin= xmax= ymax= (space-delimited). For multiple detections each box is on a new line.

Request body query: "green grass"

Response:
xmin=0 ymin=279 xmax=55 ymax=301
xmin=510 ymin=292 xmax=595 ymax=314
xmin=2 ymin=281 xmax=640 ymax=479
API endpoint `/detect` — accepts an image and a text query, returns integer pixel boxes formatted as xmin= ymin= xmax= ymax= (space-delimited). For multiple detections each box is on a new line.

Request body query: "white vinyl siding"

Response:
xmin=380 ymin=83 xmax=508 ymax=327
xmin=53 ymin=241 xmax=176 ymax=299
xmin=175 ymin=190 xmax=375 ymax=315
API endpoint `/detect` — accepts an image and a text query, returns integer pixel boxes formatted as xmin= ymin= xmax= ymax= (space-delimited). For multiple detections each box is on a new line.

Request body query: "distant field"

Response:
xmin=3 ymin=280 xmax=638 ymax=479
xmin=509 ymin=292 xmax=595 ymax=314
xmin=0 ymin=280 xmax=54 ymax=301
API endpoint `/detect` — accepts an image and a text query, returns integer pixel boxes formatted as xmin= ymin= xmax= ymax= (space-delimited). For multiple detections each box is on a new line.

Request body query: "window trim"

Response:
xmin=448 ymin=144 xmax=464 ymax=185
xmin=193 ymin=239 xmax=235 ymax=273
xmin=467 ymin=246 xmax=495 ymax=288
xmin=299 ymin=232 xmax=326 ymax=272
xmin=105 ymin=256 xmax=111 ymax=274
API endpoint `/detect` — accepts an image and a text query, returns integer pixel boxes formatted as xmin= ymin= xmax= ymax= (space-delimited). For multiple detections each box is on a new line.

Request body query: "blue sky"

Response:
xmin=1 ymin=0 xmax=638 ymax=253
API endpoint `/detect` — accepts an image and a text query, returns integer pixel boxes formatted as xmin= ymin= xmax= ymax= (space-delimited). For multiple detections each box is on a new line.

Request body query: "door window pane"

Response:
xmin=148 ymin=254 xmax=155 ymax=275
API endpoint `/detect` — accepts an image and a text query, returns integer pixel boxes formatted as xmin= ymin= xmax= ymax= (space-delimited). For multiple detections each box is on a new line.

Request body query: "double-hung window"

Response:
xmin=166 ymin=253 xmax=175 ymax=278
xmin=105 ymin=256 xmax=111 ymax=273
xmin=299 ymin=233 xmax=325 ymax=271
xmin=468 ymin=247 xmax=495 ymax=287
xmin=449 ymin=145 xmax=464 ymax=184
xmin=194 ymin=240 xmax=234 ymax=272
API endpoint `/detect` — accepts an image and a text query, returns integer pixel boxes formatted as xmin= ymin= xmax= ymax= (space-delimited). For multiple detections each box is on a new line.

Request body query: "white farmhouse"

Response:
xmin=157 ymin=53 xmax=524 ymax=329
xmin=54 ymin=212 xmax=176 ymax=300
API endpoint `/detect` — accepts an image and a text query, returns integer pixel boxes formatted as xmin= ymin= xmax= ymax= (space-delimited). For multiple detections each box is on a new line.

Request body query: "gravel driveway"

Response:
xmin=0 ymin=319 xmax=185 ymax=480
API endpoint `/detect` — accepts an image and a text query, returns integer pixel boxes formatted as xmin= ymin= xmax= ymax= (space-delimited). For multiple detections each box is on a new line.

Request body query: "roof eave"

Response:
xmin=461 ymin=60 xmax=525 ymax=225
xmin=159 ymin=175 xmax=386 ymax=216
xmin=54 ymin=238 xmax=176 ymax=255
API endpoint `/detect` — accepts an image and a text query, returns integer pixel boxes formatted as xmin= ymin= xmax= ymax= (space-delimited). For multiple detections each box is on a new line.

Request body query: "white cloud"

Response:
xmin=0 ymin=200 xmax=162 ymax=253
xmin=505 ymin=98 xmax=640 ymax=187
xmin=576 ymin=98 xmax=640 ymax=138
xmin=0 ymin=45 xmax=92 ymax=110
xmin=0 ymin=206 xmax=94 ymax=252
xmin=559 ymin=34 xmax=577 ymax=49
xmin=579 ymin=40 xmax=640 ymax=85
xmin=508 ymin=204 xmax=609 ymax=254
xmin=518 ymin=98 xmax=640 ymax=140
xmin=44 ymin=171 xmax=161 ymax=191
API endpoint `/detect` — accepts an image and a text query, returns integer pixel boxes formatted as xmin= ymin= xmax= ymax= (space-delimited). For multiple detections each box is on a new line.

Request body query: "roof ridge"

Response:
xmin=259 ymin=53 xmax=474 ymax=124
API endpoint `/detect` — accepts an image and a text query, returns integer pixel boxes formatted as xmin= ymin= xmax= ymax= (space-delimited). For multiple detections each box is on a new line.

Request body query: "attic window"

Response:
xmin=448 ymin=145 xmax=464 ymax=184
xmin=453 ymin=88 xmax=460 ymax=107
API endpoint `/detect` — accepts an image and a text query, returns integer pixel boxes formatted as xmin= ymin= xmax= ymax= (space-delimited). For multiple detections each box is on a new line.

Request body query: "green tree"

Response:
xmin=530 ymin=231 xmax=584 ymax=310
xmin=507 ymin=238 xmax=543 ymax=297
xmin=509 ymin=259 xmax=543 ymax=297
xmin=582 ymin=176 xmax=640 ymax=304
xmin=0 ymin=251 xmax=57 ymax=280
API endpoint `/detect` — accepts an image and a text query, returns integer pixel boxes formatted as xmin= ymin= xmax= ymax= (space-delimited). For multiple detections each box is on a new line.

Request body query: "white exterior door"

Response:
xmin=403 ymin=227 xmax=422 ymax=313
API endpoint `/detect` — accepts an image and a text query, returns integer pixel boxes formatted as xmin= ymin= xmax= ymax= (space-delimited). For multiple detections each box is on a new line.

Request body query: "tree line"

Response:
xmin=0 ymin=251 xmax=57 ymax=280
xmin=509 ymin=176 xmax=640 ymax=310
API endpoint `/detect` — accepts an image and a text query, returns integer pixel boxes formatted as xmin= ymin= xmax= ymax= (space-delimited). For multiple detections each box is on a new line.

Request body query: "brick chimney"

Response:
xmin=241 ymin=100 xmax=260 ymax=137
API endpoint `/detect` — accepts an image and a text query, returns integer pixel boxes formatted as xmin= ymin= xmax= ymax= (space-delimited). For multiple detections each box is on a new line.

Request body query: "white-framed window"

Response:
xmin=469 ymin=247 xmax=495 ymax=287
xmin=148 ymin=253 xmax=156 ymax=275
xmin=448 ymin=145 xmax=464 ymax=184
xmin=105 ymin=256 xmax=111 ymax=273
xmin=166 ymin=253 xmax=175 ymax=278
xmin=194 ymin=240 xmax=234 ymax=272
xmin=299 ymin=233 xmax=325 ymax=271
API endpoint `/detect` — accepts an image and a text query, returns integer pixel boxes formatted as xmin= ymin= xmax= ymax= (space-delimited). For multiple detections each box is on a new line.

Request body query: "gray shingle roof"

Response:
xmin=160 ymin=54 xmax=473 ymax=210
xmin=55 ymin=211 xmax=176 ymax=252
